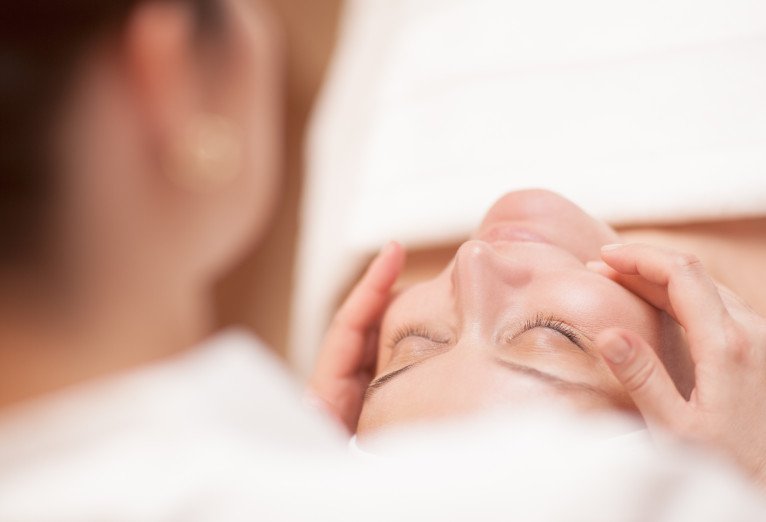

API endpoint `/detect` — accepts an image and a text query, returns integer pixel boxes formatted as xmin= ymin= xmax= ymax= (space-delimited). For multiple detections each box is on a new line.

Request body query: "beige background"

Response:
xmin=215 ymin=0 xmax=343 ymax=357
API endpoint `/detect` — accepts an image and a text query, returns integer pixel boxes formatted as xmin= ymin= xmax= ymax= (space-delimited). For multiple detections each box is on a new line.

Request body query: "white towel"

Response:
xmin=291 ymin=0 xmax=766 ymax=372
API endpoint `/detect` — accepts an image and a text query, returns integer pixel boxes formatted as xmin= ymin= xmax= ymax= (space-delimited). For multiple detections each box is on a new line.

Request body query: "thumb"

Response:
xmin=596 ymin=329 xmax=688 ymax=428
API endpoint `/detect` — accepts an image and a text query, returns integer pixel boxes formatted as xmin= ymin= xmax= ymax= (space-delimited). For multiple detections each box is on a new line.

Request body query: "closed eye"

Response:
xmin=387 ymin=324 xmax=450 ymax=350
xmin=369 ymin=315 xmax=595 ymax=399
xmin=514 ymin=313 xmax=592 ymax=353
xmin=388 ymin=316 xmax=591 ymax=353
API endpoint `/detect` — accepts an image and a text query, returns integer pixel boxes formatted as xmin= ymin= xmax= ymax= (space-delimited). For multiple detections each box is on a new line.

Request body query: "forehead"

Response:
xmin=382 ymin=276 xmax=456 ymax=341
xmin=388 ymin=276 xmax=452 ymax=315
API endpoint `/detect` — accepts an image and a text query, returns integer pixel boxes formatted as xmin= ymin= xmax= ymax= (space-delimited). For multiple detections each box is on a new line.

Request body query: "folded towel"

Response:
xmin=291 ymin=0 xmax=766 ymax=372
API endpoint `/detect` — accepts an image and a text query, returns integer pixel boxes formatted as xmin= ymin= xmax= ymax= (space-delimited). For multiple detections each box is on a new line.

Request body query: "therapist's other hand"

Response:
xmin=592 ymin=243 xmax=766 ymax=486
xmin=310 ymin=242 xmax=406 ymax=432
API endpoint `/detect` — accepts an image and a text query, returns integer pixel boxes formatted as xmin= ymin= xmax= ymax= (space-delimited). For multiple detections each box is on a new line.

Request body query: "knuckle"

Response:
xmin=723 ymin=322 xmax=753 ymax=363
xmin=670 ymin=252 xmax=702 ymax=273
xmin=359 ymin=276 xmax=391 ymax=300
xmin=370 ymin=283 xmax=390 ymax=300
xmin=622 ymin=357 xmax=657 ymax=393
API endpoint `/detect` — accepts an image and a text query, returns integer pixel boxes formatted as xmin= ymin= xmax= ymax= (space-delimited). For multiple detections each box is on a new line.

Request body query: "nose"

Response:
xmin=451 ymin=240 xmax=532 ymax=330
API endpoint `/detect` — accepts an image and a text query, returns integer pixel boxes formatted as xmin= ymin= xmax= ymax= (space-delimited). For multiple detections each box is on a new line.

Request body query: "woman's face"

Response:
xmin=357 ymin=190 xmax=691 ymax=436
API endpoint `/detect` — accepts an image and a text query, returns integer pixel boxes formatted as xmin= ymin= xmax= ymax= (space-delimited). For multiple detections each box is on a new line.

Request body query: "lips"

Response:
xmin=478 ymin=224 xmax=551 ymax=245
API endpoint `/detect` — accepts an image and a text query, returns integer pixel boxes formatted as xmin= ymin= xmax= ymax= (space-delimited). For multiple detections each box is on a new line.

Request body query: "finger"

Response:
xmin=600 ymin=244 xmax=728 ymax=348
xmin=588 ymin=260 xmax=754 ymax=326
xmin=716 ymin=283 xmax=759 ymax=320
xmin=335 ymin=241 xmax=406 ymax=331
xmin=317 ymin=242 xmax=406 ymax=377
xmin=587 ymin=260 xmax=678 ymax=318
xmin=597 ymin=328 xmax=689 ymax=428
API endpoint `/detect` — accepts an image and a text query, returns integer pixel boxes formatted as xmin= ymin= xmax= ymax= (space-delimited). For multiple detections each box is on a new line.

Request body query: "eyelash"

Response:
xmin=389 ymin=313 xmax=583 ymax=349
xmin=388 ymin=324 xmax=445 ymax=349
xmin=521 ymin=313 xmax=583 ymax=347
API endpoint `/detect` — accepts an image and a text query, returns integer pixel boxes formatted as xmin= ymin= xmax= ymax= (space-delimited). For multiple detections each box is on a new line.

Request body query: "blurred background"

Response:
xmin=215 ymin=0 xmax=766 ymax=373
xmin=215 ymin=0 xmax=342 ymax=357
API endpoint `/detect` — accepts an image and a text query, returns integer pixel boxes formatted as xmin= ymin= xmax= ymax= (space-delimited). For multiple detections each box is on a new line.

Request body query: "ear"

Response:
xmin=121 ymin=1 xmax=200 ymax=155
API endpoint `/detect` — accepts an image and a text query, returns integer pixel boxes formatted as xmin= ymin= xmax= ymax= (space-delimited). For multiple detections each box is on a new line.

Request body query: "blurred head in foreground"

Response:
xmin=358 ymin=190 xmax=693 ymax=437
xmin=0 ymin=1 xmax=282 ymax=401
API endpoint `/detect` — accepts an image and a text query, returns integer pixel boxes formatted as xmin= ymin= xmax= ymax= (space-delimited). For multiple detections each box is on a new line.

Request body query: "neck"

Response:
xmin=0 ymin=273 xmax=214 ymax=409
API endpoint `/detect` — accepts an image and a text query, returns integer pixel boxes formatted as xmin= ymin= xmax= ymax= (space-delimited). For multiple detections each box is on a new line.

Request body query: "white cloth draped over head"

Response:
xmin=292 ymin=0 xmax=766 ymax=373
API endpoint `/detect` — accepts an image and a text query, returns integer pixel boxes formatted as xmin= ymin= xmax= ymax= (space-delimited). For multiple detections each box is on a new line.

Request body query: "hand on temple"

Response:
xmin=591 ymin=243 xmax=766 ymax=487
xmin=309 ymin=242 xmax=406 ymax=432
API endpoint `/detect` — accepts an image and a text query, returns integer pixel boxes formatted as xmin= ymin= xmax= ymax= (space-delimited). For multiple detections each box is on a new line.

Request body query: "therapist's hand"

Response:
xmin=592 ymin=243 xmax=766 ymax=486
xmin=309 ymin=242 xmax=406 ymax=433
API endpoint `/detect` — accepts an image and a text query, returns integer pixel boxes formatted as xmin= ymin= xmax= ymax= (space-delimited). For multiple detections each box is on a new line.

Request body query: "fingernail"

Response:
xmin=586 ymin=260 xmax=607 ymax=271
xmin=602 ymin=335 xmax=633 ymax=364
xmin=601 ymin=243 xmax=624 ymax=252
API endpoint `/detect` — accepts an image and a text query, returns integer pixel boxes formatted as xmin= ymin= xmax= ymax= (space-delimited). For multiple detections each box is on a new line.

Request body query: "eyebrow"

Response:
xmin=365 ymin=362 xmax=423 ymax=400
xmin=364 ymin=357 xmax=607 ymax=400
xmin=493 ymin=359 xmax=608 ymax=398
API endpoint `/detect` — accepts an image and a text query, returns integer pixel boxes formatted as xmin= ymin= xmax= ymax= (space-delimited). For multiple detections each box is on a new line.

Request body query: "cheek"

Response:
xmin=359 ymin=369 xmax=496 ymax=436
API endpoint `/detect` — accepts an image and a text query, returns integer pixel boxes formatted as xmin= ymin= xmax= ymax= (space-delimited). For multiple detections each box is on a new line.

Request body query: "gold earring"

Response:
xmin=166 ymin=114 xmax=242 ymax=192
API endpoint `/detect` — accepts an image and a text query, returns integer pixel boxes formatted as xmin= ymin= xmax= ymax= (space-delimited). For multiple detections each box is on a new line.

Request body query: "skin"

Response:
xmin=0 ymin=0 xmax=283 ymax=407
xmin=355 ymin=190 xmax=692 ymax=435
xmin=593 ymin=244 xmax=766 ymax=487
xmin=312 ymin=190 xmax=766 ymax=487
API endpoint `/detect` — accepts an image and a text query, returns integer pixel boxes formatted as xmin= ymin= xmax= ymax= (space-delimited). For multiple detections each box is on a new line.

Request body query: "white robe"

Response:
xmin=0 ymin=330 xmax=764 ymax=521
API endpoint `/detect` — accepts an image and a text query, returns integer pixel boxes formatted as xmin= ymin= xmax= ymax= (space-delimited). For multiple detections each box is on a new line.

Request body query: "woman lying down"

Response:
xmin=311 ymin=189 xmax=766 ymax=488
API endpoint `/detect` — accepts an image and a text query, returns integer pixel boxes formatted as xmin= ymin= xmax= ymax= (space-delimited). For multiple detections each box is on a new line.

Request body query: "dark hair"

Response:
xmin=0 ymin=1 xmax=219 ymax=269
